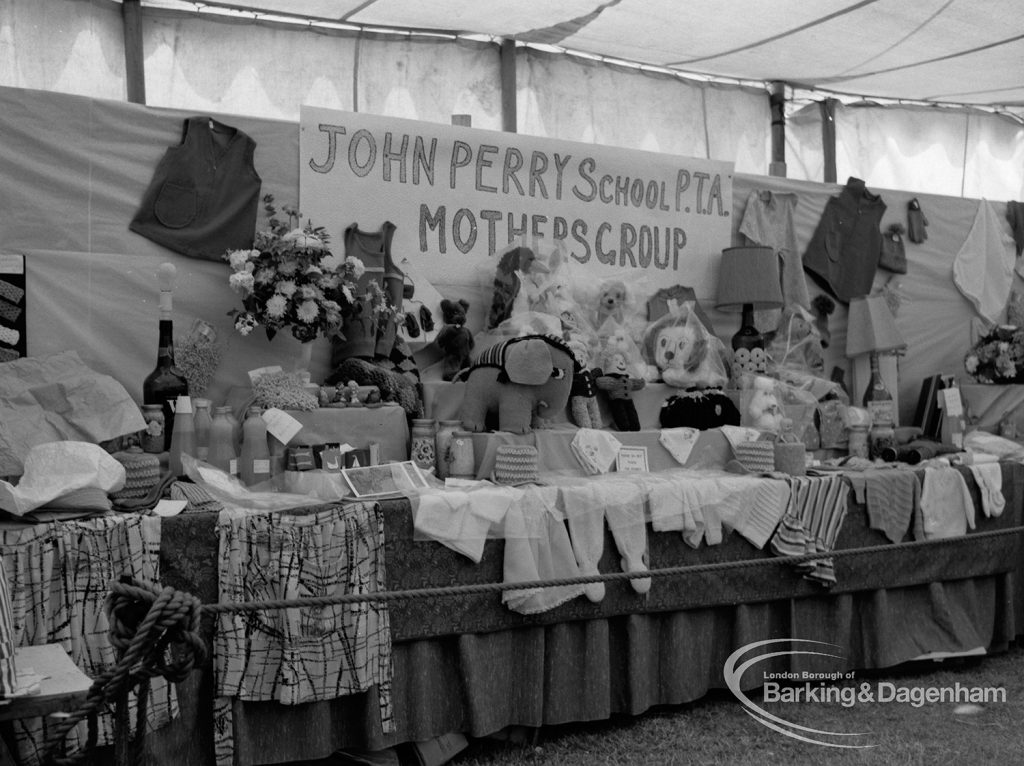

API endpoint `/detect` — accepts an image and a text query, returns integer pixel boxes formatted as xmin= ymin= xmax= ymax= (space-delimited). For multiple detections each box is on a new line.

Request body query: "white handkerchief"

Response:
xmin=570 ymin=428 xmax=622 ymax=474
xmin=659 ymin=427 xmax=700 ymax=465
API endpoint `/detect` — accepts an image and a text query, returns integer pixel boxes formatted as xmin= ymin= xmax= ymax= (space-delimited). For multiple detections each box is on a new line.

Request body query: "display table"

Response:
xmin=135 ymin=461 xmax=1024 ymax=766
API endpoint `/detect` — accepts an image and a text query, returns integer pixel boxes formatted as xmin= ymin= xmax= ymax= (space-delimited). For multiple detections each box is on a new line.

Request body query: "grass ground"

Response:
xmin=450 ymin=641 xmax=1024 ymax=766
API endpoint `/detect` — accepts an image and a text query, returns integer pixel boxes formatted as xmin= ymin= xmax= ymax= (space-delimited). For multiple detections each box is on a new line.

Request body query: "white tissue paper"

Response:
xmin=0 ymin=441 xmax=126 ymax=516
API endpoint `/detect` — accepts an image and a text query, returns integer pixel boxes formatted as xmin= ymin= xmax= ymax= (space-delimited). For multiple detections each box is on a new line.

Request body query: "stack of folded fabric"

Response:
xmin=493 ymin=445 xmax=540 ymax=485
xmin=570 ymin=428 xmax=622 ymax=475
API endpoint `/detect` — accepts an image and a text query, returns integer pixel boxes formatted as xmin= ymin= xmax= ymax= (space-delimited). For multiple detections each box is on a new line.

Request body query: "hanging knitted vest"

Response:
xmin=130 ymin=116 xmax=261 ymax=260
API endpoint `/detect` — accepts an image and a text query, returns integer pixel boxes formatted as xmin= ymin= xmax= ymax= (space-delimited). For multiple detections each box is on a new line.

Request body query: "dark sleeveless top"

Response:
xmin=129 ymin=117 xmax=261 ymax=260
xmin=331 ymin=222 xmax=405 ymax=364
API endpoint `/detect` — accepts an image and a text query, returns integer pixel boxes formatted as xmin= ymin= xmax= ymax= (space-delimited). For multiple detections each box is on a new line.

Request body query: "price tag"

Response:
xmin=940 ymin=388 xmax=963 ymax=417
xmin=262 ymin=407 xmax=303 ymax=444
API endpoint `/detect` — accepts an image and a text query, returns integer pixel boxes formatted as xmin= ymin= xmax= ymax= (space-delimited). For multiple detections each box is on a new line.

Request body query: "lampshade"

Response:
xmin=715 ymin=246 xmax=784 ymax=311
xmin=846 ymin=294 xmax=906 ymax=357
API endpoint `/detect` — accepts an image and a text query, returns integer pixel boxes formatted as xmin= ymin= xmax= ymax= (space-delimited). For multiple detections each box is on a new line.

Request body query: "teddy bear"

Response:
xmin=595 ymin=278 xmax=628 ymax=330
xmin=565 ymin=336 xmax=602 ymax=429
xmin=436 ymin=298 xmax=474 ymax=381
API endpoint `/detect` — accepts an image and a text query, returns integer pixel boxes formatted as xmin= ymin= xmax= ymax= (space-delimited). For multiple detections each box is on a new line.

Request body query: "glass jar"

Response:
xmin=447 ymin=430 xmax=476 ymax=480
xmin=140 ymin=404 xmax=165 ymax=454
xmin=410 ymin=418 xmax=437 ymax=475
xmin=435 ymin=420 xmax=463 ymax=480
xmin=847 ymin=425 xmax=870 ymax=459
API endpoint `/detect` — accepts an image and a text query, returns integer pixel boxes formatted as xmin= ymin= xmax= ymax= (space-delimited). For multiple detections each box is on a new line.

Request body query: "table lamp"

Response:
xmin=715 ymin=246 xmax=784 ymax=374
xmin=846 ymin=294 xmax=906 ymax=409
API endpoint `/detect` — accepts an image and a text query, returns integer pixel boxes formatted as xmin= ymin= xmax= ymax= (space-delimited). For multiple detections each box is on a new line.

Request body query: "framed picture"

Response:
xmin=615 ymin=446 xmax=649 ymax=473
xmin=342 ymin=460 xmax=429 ymax=498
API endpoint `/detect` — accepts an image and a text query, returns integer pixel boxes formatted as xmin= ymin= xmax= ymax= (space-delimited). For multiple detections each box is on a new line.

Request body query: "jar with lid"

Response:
xmin=847 ymin=425 xmax=870 ymax=459
xmin=447 ymin=430 xmax=476 ymax=480
xmin=434 ymin=420 xmax=463 ymax=479
xmin=410 ymin=419 xmax=437 ymax=475
xmin=140 ymin=404 xmax=165 ymax=454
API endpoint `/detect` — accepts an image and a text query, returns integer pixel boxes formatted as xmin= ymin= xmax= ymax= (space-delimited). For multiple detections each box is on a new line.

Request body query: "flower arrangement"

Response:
xmin=224 ymin=196 xmax=364 ymax=343
xmin=964 ymin=325 xmax=1024 ymax=384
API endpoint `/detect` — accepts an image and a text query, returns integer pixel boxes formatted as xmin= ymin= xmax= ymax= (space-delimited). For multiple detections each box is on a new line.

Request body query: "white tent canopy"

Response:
xmin=3 ymin=0 xmax=1023 ymax=198
xmin=206 ymin=0 xmax=1024 ymax=109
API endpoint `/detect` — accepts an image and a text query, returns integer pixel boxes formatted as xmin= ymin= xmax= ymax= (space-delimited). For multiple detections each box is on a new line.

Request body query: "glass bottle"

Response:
xmin=192 ymin=398 xmax=213 ymax=462
xmin=142 ymin=263 xmax=189 ymax=451
xmin=239 ymin=406 xmax=271 ymax=487
xmin=208 ymin=405 xmax=238 ymax=476
xmin=168 ymin=394 xmax=195 ymax=478
xmin=140 ymin=404 xmax=166 ymax=455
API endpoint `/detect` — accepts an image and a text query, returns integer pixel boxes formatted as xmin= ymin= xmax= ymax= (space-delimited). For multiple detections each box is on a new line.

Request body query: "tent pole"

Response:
xmin=500 ymin=39 xmax=517 ymax=133
xmin=122 ymin=0 xmax=146 ymax=104
xmin=769 ymin=81 xmax=786 ymax=177
xmin=820 ymin=98 xmax=838 ymax=183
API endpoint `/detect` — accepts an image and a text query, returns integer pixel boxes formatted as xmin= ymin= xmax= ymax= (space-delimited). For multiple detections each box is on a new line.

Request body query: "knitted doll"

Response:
xmin=595 ymin=347 xmax=646 ymax=431
xmin=566 ymin=337 xmax=602 ymax=429
xmin=436 ymin=298 xmax=474 ymax=381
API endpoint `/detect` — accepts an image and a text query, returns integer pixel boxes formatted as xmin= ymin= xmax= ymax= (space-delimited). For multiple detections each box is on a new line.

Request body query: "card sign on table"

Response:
xmin=615 ymin=446 xmax=650 ymax=473
xmin=0 ymin=254 xmax=26 ymax=362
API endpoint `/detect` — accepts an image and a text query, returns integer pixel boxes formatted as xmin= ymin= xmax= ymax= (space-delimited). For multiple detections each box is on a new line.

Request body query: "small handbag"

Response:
xmin=878 ymin=223 xmax=907 ymax=274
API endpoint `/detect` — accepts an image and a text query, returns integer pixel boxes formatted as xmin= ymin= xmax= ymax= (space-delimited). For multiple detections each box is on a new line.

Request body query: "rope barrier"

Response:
xmin=40 ymin=522 xmax=1024 ymax=764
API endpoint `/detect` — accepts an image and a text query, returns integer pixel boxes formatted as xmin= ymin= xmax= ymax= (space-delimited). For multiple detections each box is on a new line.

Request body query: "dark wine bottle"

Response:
xmin=142 ymin=263 xmax=188 ymax=451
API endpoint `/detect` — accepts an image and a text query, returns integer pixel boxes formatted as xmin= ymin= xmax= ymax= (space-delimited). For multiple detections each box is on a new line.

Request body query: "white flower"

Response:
xmin=322 ymin=299 xmax=341 ymax=314
xmin=345 ymin=256 xmax=365 ymax=280
xmin=300 ymin=284 xmax=321 ymax=300
xmin=965 ymin=355 xmax=979 ymax=374
xmin=234 ymin=313 xmax=257 ymax=336
xmin=341 ymin=284 xmax=354 ymax=304
xmin=282 ymin=228 xmax=325 ymax=251
xmin=227 ymin=250 xmax=253 ymax=271
xmin=277 ymin=280 xmax=297 ymax=297
xmin=254 ymin=267 xmax=277 ymax=285
xmin=265 ymin=294 xmax=288 ymax=319
xmin=277 ymin=258 xmax=299 ymax=276
xmin=229 ymin=271 xmax=255 ymax=295
xmin=297 ymin=299 xmax=319 ymax=323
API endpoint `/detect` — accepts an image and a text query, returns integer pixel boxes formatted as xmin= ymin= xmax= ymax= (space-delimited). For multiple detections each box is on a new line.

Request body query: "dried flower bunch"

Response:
xmin=224 ymin=195 xmax=365 ymax=343
xmin=964 ymin=325 xmax=1024 ymax=384
xmin=176 ymin=319 xmax=222 ymax=396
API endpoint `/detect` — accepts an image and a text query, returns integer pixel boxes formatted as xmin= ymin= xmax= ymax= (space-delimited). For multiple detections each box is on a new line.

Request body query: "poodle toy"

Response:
xmin=436 ymin=298 xmax=474 ymax=381
xmin=744 ymin=375 xmax=785 ymax=433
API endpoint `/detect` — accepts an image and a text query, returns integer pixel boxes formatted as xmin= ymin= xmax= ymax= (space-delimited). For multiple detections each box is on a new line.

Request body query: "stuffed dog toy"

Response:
xmin=595 ymin=279 xmax=628 ymax=329
xmin=643 ymin=304 xmax=728 ymax=388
